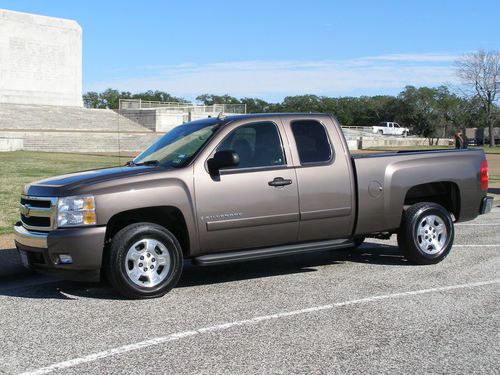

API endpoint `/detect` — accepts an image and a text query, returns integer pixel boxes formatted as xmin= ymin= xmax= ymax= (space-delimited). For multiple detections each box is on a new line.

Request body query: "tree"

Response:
xmin=99 ymin=88 xmax=122 ymax=109
xmin=280 ymin=95 xmax=325 ymax=113
xmin=196 ymin=94 xmax=240 ymax=105
xmin=131 ymin=90 xmax=186 ymax=103
xmin=82 ymin=91 xmax=101 ymax=108
xmin=240 ymin=97 xmax=271 ymax=113
xmin=456 ymin=50 xmax=500 ymax=146
xmin=398 ymin=86 xmax=439 ymax=137
xmin=361 ymin=95 xmax=402 ymax=125
xmin=432 ymin=86 xmax=462 ymax=137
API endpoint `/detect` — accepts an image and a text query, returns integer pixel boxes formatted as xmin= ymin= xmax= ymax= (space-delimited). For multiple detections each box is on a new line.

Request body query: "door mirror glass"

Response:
xmin=207 ymin=150 xmax=240 ymax=175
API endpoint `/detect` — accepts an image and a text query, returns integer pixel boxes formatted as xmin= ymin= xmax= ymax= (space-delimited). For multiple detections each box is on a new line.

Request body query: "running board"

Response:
xmin=193 ymin=239 xmax=354 ymax=266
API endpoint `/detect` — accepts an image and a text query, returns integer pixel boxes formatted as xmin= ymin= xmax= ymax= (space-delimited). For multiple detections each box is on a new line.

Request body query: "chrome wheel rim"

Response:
xmin=416 ymin=215 xmax=447 ymax=255
xmin=125 ymin=238 xmax=171 ymax=287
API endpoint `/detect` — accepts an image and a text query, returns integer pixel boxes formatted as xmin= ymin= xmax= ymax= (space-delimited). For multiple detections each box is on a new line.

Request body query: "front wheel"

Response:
xmin=105 ymin=223 xmax=183 ymax=299
xmin=397 ymin=202 xmax=454 ymax=265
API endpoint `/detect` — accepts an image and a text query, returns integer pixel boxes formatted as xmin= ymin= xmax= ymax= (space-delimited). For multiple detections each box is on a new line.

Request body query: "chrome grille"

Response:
xmin=19 ymin=196 xmax=57 ymax=231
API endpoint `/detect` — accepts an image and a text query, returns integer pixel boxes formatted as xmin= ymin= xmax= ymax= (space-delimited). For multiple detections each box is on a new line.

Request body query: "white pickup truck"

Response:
xmin=372 ymin=122 xmax=409 ymax=136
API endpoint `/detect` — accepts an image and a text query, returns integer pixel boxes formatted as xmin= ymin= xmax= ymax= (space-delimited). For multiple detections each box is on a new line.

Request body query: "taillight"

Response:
xmin=480 ymin=160 xmax=489 ymax=191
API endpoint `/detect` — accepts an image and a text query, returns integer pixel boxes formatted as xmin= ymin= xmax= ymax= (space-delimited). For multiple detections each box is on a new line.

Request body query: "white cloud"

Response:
xmin=360 ymin=53 xmax=461 ymax=62
xmin=85 ymin=53 xmax=460 ymax=101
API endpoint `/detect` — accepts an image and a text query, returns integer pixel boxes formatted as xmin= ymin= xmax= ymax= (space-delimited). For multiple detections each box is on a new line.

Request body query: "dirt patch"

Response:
xmin=0 ymin=233 xmax=14 ymax=251
xmin=486 ymin=154 xmax=500 ymax=177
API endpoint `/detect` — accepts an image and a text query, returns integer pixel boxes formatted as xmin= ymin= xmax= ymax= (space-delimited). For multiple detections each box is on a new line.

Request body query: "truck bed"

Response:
xmin=351 ymin=148 xmax=486 ymax=235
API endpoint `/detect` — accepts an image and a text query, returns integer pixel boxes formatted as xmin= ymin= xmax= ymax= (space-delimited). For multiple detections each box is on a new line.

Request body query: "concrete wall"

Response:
xmin=116 ymin=110 xmax=156 ymax=131
xmin=21 ymin=131 xmax=160 ymax=154
xmin=0 ymin=9 xmax=82 ymax=107
xmin=0 ymin=103 xmax=158 ymax=154
xmin=118 ymin=108 xmax=235 ymax=133
xmin=0 ymin=137 xmax=23 ymax=152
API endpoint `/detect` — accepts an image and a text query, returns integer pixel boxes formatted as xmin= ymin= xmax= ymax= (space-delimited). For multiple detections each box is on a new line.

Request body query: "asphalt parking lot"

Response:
xmin=0 ymin=208 xmax=499 ymax=375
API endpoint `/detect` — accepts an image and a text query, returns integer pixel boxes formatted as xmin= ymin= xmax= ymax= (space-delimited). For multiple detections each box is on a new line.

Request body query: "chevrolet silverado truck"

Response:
xmin=15 ymin=113 xmax=493 ymax=298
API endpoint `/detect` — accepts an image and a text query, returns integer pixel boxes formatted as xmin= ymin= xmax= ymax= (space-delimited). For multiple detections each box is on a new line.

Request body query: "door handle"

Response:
xmin=268 ymin=177 xmax=293 ymax=187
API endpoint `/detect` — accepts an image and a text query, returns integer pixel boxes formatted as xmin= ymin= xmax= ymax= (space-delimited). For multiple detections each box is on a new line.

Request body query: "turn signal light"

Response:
xmin=480 ymin=160 xmax=488 ymax=191
xmin=83 ymin=212 xmax=96 ymax=225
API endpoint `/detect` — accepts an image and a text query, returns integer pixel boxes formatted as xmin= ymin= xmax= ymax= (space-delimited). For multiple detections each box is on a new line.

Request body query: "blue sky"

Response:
xmin=1 ymin=0 xmax=499 ymax=102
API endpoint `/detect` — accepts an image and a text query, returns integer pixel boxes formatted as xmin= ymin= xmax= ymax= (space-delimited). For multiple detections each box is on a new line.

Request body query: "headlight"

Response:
xmin=57 ymin=196 xmax=96 ymax=227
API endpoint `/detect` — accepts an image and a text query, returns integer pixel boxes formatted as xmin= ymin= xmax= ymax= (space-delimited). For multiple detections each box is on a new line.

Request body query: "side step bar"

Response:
xmin=193 ymin=239 xmax=354 ymax=266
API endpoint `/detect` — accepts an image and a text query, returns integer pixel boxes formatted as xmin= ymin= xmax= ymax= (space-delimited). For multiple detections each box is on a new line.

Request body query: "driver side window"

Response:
xmin=217 ymin=122 xmax=285 ymax=169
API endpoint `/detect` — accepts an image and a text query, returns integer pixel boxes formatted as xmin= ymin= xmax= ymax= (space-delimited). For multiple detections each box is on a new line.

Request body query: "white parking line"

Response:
xmin=454 ymin=244 xmax=500 ymax=247
xmin=20 ymin=279 xmax=500 ymax=375
xmin=456 ymin=223 xmax=500 ymax=226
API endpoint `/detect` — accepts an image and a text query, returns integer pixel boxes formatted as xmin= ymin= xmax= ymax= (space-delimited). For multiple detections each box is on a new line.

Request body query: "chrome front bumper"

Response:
xmin=14 ymin=224 xmax=48 ymax=248
xmin=14 ymin=222 xmax=106 ymax=275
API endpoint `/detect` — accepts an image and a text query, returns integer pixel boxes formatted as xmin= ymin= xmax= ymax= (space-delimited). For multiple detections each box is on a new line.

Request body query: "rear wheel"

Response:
xmin=397 ymin=202 xmax=454 ymax=265
xmin=106 ymin=223 xmax=183 ymax=299
xmin=378 ymin=130 xmax=384 ymax=135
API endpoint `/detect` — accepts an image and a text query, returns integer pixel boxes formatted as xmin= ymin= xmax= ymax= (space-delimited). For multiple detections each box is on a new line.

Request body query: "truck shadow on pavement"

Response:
xmin=0 ymin=242 xmax=407 ymax=300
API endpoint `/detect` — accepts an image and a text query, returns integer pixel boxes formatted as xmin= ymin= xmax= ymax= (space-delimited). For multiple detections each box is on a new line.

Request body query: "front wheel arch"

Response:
xmin=104 ymin=206 xmax=190 ymax=258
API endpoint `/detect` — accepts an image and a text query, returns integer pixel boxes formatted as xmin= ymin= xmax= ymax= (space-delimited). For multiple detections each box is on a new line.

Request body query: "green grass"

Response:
xmin=0 ymin=151 xmax=122 ymax=235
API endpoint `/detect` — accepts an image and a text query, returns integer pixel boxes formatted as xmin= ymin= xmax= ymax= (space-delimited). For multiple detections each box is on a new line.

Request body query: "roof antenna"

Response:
xmin=217 ymin=112 xmax=226 ymax=120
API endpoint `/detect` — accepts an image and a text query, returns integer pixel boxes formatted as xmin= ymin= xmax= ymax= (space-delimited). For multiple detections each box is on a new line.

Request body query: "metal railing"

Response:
xmin=119 ymin=99 xmax=193 ymax=109
xmin=341 ymin=126 xmax=378 ymax=140
xmin=119 ymin=99 xmax=246 ymax=114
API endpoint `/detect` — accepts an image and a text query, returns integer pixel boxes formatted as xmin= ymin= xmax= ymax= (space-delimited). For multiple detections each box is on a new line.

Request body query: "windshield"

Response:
xmin=132 ymin=118 xmax=222 ymax=168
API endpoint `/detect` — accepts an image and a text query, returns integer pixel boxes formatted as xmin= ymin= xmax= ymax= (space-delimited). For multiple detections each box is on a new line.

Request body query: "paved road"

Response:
xmin=0 ymin=208 xmax=499 ymax=375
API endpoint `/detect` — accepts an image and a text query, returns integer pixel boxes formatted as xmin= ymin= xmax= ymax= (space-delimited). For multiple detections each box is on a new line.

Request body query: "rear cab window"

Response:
xmin=291 ymin=120 xmax=333 ymax=164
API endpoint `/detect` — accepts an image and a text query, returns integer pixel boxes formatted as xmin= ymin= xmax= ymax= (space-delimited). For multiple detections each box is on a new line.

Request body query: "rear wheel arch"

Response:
xmin=403 ymin=181 xmax=461 ymax=220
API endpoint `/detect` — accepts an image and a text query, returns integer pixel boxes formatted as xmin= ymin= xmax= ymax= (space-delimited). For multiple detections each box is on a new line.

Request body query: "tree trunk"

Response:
xmin=487 ymin=102 xmax=495 ymax=147
xmin=489 ymin=118 xmax=495 ymax=147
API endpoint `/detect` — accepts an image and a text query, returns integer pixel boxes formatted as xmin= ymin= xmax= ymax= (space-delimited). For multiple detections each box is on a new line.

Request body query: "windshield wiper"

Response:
xmin=134 ymin=160 xmax=160 ymax=166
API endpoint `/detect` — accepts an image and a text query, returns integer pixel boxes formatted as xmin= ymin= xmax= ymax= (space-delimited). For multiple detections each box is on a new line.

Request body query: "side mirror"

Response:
xmin=207 ymin=150 xmax=240 ymax=175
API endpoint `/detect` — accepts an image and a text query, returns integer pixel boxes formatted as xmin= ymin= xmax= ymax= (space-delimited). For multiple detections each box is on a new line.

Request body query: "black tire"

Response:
xmin=378 ymin=130 xmax=384 ymax=135
xmin=397 ymin=202 xmax=454 ymax=265
xmin=105 ymin=223 xmax=183 ymax=299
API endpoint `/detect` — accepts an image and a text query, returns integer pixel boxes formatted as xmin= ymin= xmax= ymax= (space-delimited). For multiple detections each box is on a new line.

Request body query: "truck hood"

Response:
xmin=24 ymin=165 xmax=170 ymax=197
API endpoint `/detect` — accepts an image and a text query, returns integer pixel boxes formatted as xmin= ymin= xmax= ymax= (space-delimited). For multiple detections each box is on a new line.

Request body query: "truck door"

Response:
xmin=194 ymin=120 xmax=299 ymax=253
xmin=281 ymin=116 xmax=355 ymax=241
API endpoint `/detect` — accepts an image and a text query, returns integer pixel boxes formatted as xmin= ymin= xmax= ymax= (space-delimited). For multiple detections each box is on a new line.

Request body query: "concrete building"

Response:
xmin=0 ymin=9 xmax=82 ymax=107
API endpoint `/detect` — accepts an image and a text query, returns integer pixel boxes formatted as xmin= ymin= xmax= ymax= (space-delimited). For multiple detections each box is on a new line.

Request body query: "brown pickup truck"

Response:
xmin=14 ymin=113 xmax=493 ymax=298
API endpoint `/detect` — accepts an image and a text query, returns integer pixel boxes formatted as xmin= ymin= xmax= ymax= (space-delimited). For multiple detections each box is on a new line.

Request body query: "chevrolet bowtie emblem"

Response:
xmin=21 ymin=205 xmax=30 ymax=217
